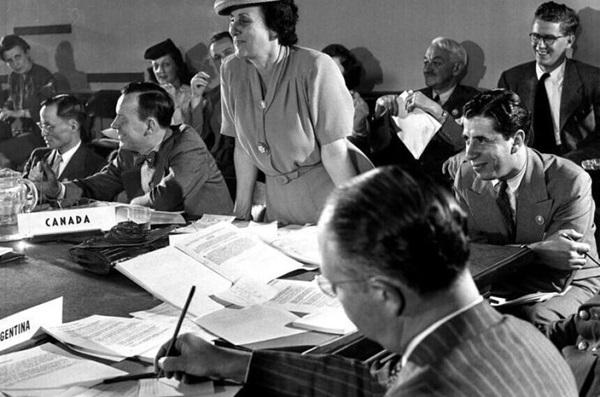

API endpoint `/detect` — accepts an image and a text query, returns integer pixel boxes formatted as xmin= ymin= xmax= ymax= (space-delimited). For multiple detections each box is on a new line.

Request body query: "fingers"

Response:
xmin=374 ymin=95 xmax=398 ymax=118
xmin=157 ymin=356 xmax=185 ymax=379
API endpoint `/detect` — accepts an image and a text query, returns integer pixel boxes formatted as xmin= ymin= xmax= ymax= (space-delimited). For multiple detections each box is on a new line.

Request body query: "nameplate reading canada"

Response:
xmin=17 ymin=207 xmax=118 ymax=237
xmin=0 ymin=297 xmax=63 ymax=352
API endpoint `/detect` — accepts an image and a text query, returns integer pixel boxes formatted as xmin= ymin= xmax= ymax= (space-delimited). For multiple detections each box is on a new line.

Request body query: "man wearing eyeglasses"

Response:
xmin=498 ymin=1 xmax=600 ymax=164
xmin=154 ymin=166 xmax=576 ymax=396
xmin=22 ymin=94 xmax=105 ymax=183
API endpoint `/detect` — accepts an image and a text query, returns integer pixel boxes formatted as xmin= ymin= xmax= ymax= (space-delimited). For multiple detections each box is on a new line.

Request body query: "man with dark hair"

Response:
xmin=455 ymin=89 xmax=600 ymax=328
xmin=498 ymin=1 xmax=600 ymax=163
xmin=35 ymin=82 xmax=233 ymax=217
xmin=185 ymin=31 xmax=236 ymax=197
xmin=22 ymin=94 xmax=105 ymax=182
xmin=373 ymin=37 xmax=479 ymax=186
xmin=0 ymin=34 xmax=56 ymax=169
xmin=155 ymin=165 xmax=576 ymax=396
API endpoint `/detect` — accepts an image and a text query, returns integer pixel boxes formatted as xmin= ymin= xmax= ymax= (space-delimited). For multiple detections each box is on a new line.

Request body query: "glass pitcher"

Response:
xmin=0 ymin=168 xmax=38 ymax=239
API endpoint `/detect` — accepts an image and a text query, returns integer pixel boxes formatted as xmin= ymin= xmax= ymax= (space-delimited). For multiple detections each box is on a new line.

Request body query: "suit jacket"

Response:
xmin=23 ymin=144 xmax=106 ymax=181
xmin=64 ymin=124 xmax=233 ymax=217
xmin=371 ymin=84 xmax=479 ymax=186
xmin=498 ymin=59 xmax=600 ymax=163
xmin=548 ymin=294 xmax=600 ymax=397
xmin=455 ymin=147 xmax=600 ymax=292
xmin=240 ymin=302 xmax=577 ymax=396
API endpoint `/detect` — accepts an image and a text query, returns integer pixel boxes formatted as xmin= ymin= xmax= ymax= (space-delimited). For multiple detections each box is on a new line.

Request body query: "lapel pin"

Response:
xmin=535 ymin=215 xmax=544 ymax=225
xmin=451 ymin=109 xmax=459 ymax=117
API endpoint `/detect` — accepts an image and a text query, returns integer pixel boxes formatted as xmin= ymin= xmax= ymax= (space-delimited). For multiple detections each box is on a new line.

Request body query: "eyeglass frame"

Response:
xmin=528 ymin=32 xmax=567 ymax=46
xmin=36 ymin=122 xmax=55 ymax=133
xmin=315 ymin=274 xmax=369 ymax=298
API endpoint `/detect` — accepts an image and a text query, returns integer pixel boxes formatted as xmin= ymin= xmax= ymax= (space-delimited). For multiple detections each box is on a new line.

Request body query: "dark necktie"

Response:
xmin=497 ymin=180 xmax=515 ymax=243
xmin=433 ymin=94 xmax=441 ymax=104
xmin=532 ymin=73 xmax=557 ymax=154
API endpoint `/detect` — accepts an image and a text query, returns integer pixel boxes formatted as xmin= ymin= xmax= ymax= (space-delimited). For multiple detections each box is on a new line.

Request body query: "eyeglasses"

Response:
xmin=529 ymin=33 xmax=566 ymax=46
xmin=315 ymin=274 xmax=367 ymax=298
xmin=36 ymin=122 xmax=55 ymax=133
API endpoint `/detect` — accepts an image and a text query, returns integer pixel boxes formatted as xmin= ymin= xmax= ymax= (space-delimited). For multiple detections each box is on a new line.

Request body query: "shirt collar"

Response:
xmin=536 ymin=59 xmax=566 ymax=85
xmin=58 ymin=140 xmax=81 ymax=164
xmin=401 ymin=295 xmax=483 ymax=367
xmin=433 ymin=84 xmax=456 ymax=105
xmin=491 ymin=155 xmax=527 ymax=193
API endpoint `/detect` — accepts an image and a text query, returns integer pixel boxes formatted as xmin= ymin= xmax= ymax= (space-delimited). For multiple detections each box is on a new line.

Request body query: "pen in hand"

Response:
xmin=561 ymin=233 xmax=600 ymax=266
xmin=157 ymin=285 xmax=196 ymax=379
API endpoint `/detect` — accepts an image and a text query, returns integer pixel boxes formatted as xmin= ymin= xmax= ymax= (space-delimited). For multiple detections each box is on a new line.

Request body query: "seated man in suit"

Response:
xmin=372 ymin=37 xmax=479 ymax=186
xmin=498 ymin=1 xmax=600 ymax=164
xmin=155 ymin=166 xmax=576 ymax=396
xmin=23 ymin=94 xmax=106 ymax=184
xmin=35 ymin=82 xmax=233 ymax=218
xmin=454 ymin=89 xmax=600 ymax=328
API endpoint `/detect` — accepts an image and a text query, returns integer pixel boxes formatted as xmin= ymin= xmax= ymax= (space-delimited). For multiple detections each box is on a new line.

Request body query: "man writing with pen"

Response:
xmin=154 ymin=165 xmax=576 ymax=396
xmin=454 ymin=89 xmax=600 ymax=330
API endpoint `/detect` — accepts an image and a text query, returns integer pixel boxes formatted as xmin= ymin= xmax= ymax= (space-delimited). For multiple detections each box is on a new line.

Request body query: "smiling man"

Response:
xmin=22 ymin=94 xmax=105 ymax=182
xmin=35 ymin=82 xmax=232 ymax=217
xmin=498 ymin=1 xmax=600 ymax=164
xmin=373 ymin=37 xmax=478 ymax=185
xmin=454 ymin=89 xmax=600 ymax=329
xmin=154 ymin=165 xmax=577 ymax=396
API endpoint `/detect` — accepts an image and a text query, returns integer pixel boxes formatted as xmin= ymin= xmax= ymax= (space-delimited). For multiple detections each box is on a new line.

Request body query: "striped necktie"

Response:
xmin=496 ymin=180 xmax=515 ymax=242
xmin=52 ymin=151 xmax=63 ymax=177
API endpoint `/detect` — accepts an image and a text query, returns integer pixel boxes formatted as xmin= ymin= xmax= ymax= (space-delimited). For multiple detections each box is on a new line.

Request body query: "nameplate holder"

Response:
xmin=0 ymin=297 xmax=63 ymax=353
xmin=17 ymin=206 xmax=118 ymax=237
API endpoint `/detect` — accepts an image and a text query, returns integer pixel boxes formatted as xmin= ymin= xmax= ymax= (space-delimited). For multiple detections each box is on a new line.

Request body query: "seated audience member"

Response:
xmin=498 ymin=1 xmax=600 ymax=164
xmin=23 ymin=94 xmax=106 ymax=183
xmin=373 ymin=37 xmax=478 ymax=186
xmin=187 ymin=31 xmax=236 ymax=198
xmin=454 ymin=89 xmax=600 ymax=328
xmin=156 ymin=166 xmax=577 ymax=396
xmin=0 ymin=35 xmax=56 ymax=169
xmin=547 ymin=294 xmax=600 ymax=396
xmin=144 ymin=38 xmax=194 ymax=126
xmin=34 ymin=82 xmax=233 ymax=217
xmin=322 ymin=43 xmax=370 ymax=154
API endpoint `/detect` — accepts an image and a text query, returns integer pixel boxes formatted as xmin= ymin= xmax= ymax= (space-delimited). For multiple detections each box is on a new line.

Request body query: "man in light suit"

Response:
xmin=35 ymin=82 xmax=233 ymax=218
xmin=372 ymin=37 xmax=479 ymax=186
xmin=455 ymin=89 xmax=600 ymax=328
xmin=154 ymin=165 xmax=576 ymax=396
xmin=23 ymin=94 xmax=106 ymax=183
xmin=498 ymin=1 xmax=600 ymax=164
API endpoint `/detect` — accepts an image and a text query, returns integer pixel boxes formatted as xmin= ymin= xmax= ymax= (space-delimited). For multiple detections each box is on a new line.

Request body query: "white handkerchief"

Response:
xmin=392 ymin=91 xmax=442 ymax=159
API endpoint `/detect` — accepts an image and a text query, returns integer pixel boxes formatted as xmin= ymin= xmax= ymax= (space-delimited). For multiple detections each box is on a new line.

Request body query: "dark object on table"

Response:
xmin=69 ymin=222 xmax=175 ymax=275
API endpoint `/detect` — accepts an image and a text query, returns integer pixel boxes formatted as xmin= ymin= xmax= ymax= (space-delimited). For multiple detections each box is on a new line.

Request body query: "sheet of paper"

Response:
xmin=174 ymin=222 xmax=307 ymax=283
xmin=197 ymin=305 xmax=305 ymax=346
xmin=0 ymin=343 xmax=125 ymax=391
xmin=43 ymin=315 xmax=173 ymax=359
xmin=261 ymin=225 xmax=321 ymax=267
xmin=391 ymin=91 xmax=441 ymax=160
xmin=171 ymin=214 xmax=236 ymax=234
xmin=138 ymin=377 xmax=215 ymax=397
xmin=53 ymin=381 xmax=139 ymax=397
xmin=213 ymin=278 xmax=280 ymax=307
xmin=265 ymin=279 xmax=341 ymax=313
xmin=115 ymin=246 xmax=231 ymax=318
xmin=292 ymin=307 xmax=357 ymax=335
xmin=0 ymin=297 xmax=63 ymax=353
xmin=0 ymin=246 xmax=13 ymax=256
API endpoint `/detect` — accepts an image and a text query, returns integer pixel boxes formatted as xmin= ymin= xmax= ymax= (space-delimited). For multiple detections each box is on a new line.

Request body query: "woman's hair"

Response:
xmin=322 ymin=44 xmax=363 ymax=90
xmin=261 ymin=0 xmax=299 ymax=46
xmin=144 ymin=39 xmax=192 ymax=86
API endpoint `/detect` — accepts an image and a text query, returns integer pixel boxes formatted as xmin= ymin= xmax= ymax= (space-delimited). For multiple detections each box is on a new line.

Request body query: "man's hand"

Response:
xmin=529 ymin=229 xmax=591 ymax=270
xmin=32 ymin=161 xmax=61 ymax=199
xmin=374 ymin=94 xmax=399 ymax=118
xmin=0 ymin=108 xmax=17 ymax=121
xmin=155 ymin=333 xmax=251 ymax=383
xmin=405 ymin=91 xmax=443 ymax=119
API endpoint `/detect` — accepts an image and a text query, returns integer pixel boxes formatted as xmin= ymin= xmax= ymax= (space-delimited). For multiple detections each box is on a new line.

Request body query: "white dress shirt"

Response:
xmin=536 ymin=60 xmax=566 ymax=145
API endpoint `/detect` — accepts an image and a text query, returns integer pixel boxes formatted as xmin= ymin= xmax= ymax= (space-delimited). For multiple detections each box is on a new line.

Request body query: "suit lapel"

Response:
xmin=520 ymin=64 xmax=538 ymax=123
xmin=58 ymin=145 xmax=83 ymax=181
xmin=444 ymin=85 xmax=468 ymax=118
xmin=560 ymin=59 xmax=584 ymax=134
xmin=514 ymin=148 xmax=553 ymax=242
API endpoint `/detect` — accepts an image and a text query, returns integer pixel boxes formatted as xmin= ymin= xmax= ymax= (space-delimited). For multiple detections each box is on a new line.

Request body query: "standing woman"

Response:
xmin=215 ymin=0 xmax=359 ymax=225
xmin=144 ymin=39 xmax=193 ymax=126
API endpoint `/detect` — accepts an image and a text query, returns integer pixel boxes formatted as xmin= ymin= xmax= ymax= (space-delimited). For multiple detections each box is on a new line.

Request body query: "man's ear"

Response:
xmin=368 ymin=276 xmax=406 ymax=316
xmin=452 ymin=62 xmax=463 ymax=77
xmin=69 ymin=119 xmax=80 ymax=134
xmin=144 ymin=117 xmax=158 ymax=136
xmin=511 ymin=129 xmax=526 ymax=153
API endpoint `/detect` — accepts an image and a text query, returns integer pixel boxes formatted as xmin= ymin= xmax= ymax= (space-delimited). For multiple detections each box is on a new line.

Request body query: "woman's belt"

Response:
xmin=265 ymin=164 xmax=321 ymax=185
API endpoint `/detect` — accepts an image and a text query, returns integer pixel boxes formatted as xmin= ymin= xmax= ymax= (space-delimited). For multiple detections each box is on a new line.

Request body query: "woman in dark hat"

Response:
xmin=144 ymin=38 xmax=193 ymax=126
xmin=214 ymin=0 xmax=368 ymax=225
xmin=322 ymin=43 xmax=370 ymax=155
